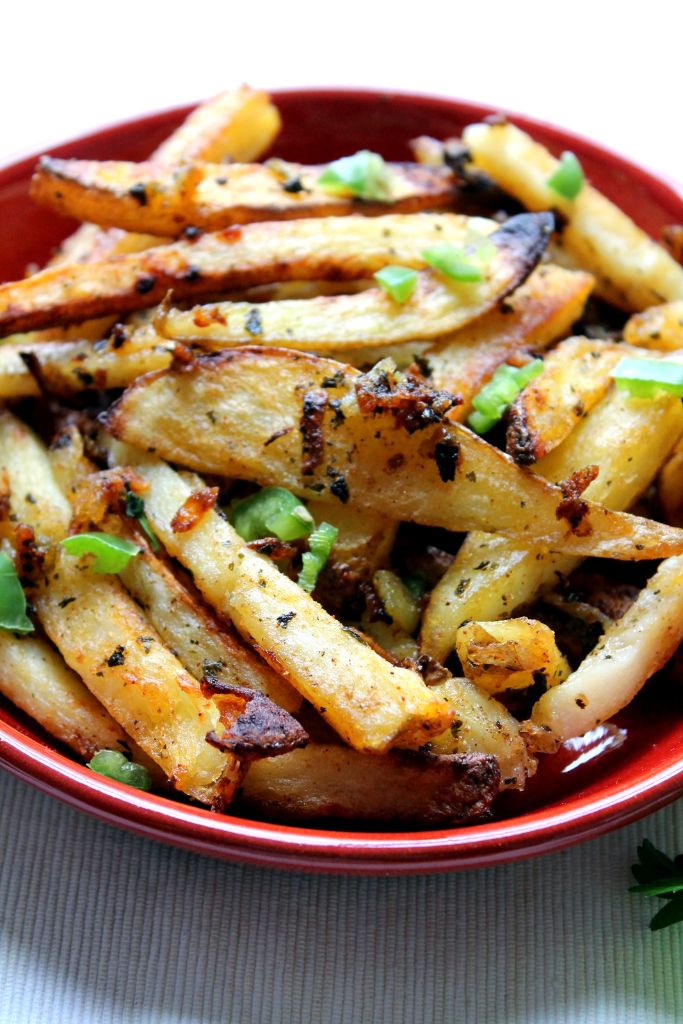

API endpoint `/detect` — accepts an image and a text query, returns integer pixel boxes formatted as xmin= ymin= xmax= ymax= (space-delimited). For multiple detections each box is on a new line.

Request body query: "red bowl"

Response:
xmin=1 ymin=88 xmax=682 ymax=874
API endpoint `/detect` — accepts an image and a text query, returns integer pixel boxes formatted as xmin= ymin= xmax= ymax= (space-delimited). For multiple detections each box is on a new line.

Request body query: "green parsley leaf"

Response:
xmin=318 ymin=150 xmax=392 ymax=201
xmin=631 ymin=839 xmax=683 ymax=930
xmin=87 ymin=749 xmax=151 ymax=791
xmin=60 ymin=532 xmax=140 ymax=573
xmin=124 ymin=490 xmax=160 ymax=551
xmin=547 ymin=151 xmax=584 ymax=200
xmin=0 ymin=551 xmax=34 ymax=634
xmin=374 ymin=265 xmax=419 ymax=303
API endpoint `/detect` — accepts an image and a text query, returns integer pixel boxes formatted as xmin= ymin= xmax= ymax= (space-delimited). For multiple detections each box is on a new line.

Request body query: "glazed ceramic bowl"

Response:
xmin=1 ymin=89 xmax=682 ymax=874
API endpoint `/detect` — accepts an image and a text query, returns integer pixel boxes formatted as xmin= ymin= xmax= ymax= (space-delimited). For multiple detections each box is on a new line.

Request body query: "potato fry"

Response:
xmin=240 ymin=744 xmax=500 ymax=824
xmin=420 ymin=383 xmax=683 ymax=660
xmin=455 ymin=617 xmax=570 ymax=693
xmin=623 ymin=301 xmax=683 ymax=351
xmin=104 ymin=450 xmax=454 ymax=754
xmin=104 ymin=347 xmax=683 ymax=559
xmin=0 ymin=211 xmax=549 ymax=336
xmin=506 ymin=337 xmax=624 ymax=463
xmin=155 ymin=243 xmax=550 ymax=352
xmin=428 ymin=677 xmax=536 ymax=789
xmin=463 ymin=120 xmax=683 ymax=310
xmin=32 ymin=157 xmax=456 ymax=235
xmin=524 ymin=554 xmax=683 ymax=750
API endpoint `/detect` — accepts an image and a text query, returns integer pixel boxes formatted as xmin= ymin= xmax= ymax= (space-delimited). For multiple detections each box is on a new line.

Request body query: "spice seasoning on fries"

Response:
xmin=1 ymin=85 xmax=683 ymax=826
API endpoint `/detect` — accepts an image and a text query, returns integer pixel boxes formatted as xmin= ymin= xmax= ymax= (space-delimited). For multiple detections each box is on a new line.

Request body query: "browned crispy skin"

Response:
xmin=239 ymin=745 xmax=500 ymax=824
xmin=31 ymin=157 xmax=458 ymax=235
xmin=0 ymin=212 xmax=551 ymax=336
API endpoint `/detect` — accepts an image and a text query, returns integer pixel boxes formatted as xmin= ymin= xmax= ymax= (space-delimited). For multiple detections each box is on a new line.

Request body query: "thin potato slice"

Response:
xmin=623 ymin=301 xmax=683 ymax=351
xmin=240 ymin=744 xmax=500 ymax=824
xmin=506 ymin=337 xmax=624 ymax=463
xmin=463 ymin=120 xmax=683 ymax=310
xmin=106 ymin=450 xmax=454 ymax=754
xmin=156 ymin=259 xmax=548 ymax=353
xmin=0 ymin=336 xmax=173 ymax=399
xmin=455 ymin=617 xmax=570 ymax=693
xmin=104 ymin=347 xmax=683 ymax=559
xmin=32 ymin=157 xmax=457 ymax=235
xmin=524 ymin=555 xmax=683 ymax=750
xmin=420 ymin=383 xmax=683 ymax=660
xmin=0 ymin=212 xmax=550 ymax=336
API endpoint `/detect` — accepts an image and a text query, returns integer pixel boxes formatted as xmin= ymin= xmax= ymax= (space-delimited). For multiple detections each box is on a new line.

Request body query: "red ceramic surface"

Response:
xmin=1 ymin=89 xmax=682 ymax=874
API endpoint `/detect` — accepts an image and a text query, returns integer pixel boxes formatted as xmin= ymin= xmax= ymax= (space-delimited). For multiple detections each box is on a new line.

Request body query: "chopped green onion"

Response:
xmin=0 ymin=551 xmax=33 ymax=634
xmin=547 ymin=151 xmax=584 ymax=200
xmin=124 ymin=490 xmax=160 ymax=551
xmin=60 ymin=532 xmax=140 ymax=573
xmin=401 ymin=570 xmax=427 ymax=600
xmin=612 ymin=356 xmax=683 ymax=398
xmin=318 ymin=150 xmax=392 ymax=201
xmin=232 ymin=487 xmax=314 ymax=542
xmin=374 ymin=265 xmax=418 ymax=303
xmin=422 ymin=244 xmax=483 ymax=282
xmin=467 ymin=358 xmax=544 ymax=434
xmin=87 ymin=749 xmax=151 ymax=791
xmin=297 ymin=522 xmax=338 ymax=593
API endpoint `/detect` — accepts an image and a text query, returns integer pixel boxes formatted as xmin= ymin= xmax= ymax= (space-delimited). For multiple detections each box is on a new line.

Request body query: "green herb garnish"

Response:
xmin=467 ymin=358 xmax=544 ymax=434
xmin=630 ymin=839 xmax=683 ymax=930
xmin=612 ymin=356 xmax=683 ymax=398
xmin=421 ymin=244 xmax=483 ymax=283
xmin=374 ymin=265 xmax=418 ymax=303
xmin=0 ymin=551 xmax=33 ymax=633
xmin=547 ymin=151 xmax=584 ymax=200
xmin=232 ymin=487 xmax=314 ymax=543
xmin=297 ymin=522 xmax=338 ymax=593
xmin=318 ymin=150 xmax=392 ymax=201
xmin=124 ymin=490 xmax=160 ymax=551
xmin=87 ymin=749 xmax=151 ymax=791
xmin=60 ymin=532 xmax=140 ymax=573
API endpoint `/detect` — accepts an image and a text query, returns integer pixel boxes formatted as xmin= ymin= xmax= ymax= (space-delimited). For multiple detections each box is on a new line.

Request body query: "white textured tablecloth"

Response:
xmin=1 ymin=770 xmax=681 ymax=1024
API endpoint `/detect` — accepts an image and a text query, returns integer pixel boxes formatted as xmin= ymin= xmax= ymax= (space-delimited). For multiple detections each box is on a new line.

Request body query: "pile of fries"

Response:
xmin=1 ymin=85 xmax=683 ymax=827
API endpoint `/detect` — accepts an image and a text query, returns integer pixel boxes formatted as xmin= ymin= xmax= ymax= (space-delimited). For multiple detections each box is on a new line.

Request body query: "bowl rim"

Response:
xmin=1 ymin=86 xmax=682 ymax=874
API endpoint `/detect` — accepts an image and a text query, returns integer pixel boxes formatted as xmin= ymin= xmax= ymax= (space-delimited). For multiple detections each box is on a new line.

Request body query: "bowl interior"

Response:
xmin=1 ymin=88 xmax=682 ymax=872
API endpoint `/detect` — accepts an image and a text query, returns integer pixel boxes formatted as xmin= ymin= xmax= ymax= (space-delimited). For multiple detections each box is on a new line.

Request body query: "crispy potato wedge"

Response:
xmin=658 ymin=442 xmax=683 ymax=528
xmin=104 ymin=347 xmax=683 ymax=559
xmin=428 ymin=677 xmax=536 ymax=790
xmin=0 ymin=630 xmax=137 ymax=761
xmin=240 ymin=744 xmax=500 ymax=824
xmin=455 ymin=617 xmax=570 ymax=693
xmin=32 ymin=157 xmax=457 ymax=235
xmin=0 ymin=336 xmax=173 ymax=399
xmin=463 ymin=120 xmax=683 ymax=310
xmin=623 ymin=301 xmax=683 ymax=351
xmin=506 ymin=337 xmax=624 ymax=463
xmin=156 ymin=248 xmax=553 ymax=353
xmin=0 ymin=212 xmax=550 ymax=336
xmin=524 ymin=554 xmax=683 ymax=750
xmin=105 ymin=450 xmax=454 ymax=754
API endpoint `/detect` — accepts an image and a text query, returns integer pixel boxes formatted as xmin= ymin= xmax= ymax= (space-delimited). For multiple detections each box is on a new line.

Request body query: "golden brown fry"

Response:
xmin=623 ymin=301 xmax=683 ymax=351
xmin=32 ymin=157 xmax=456 ymax=235
xmin=105 ymin=451 xmax=454 ymax=754
xmin=0 ymin=212 xmax=549 ymax=336
xmin=506 ymin=337 xmax=624 ymax=463
xmin=240 ymin=744 xmax=500 ymax=824
xmin=463 ymin=120 xmax=683 ymax=310
xmin=524 ymin=555 xmax=683 ymax=750
xmin=104 ymin=347 xmax=683 ymax=560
